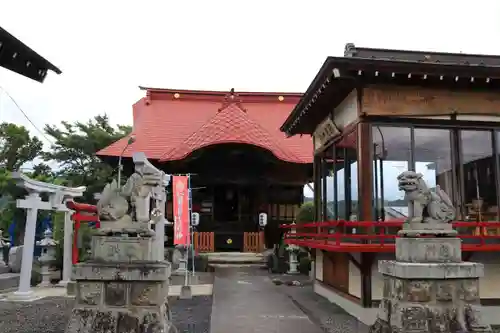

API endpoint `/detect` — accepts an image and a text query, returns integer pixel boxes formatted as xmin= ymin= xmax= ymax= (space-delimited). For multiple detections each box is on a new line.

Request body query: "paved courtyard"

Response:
xmin=0 ymin=267 xmax=368 ymax=333
xmin=209 ymin=267 xmax=367 ymax=333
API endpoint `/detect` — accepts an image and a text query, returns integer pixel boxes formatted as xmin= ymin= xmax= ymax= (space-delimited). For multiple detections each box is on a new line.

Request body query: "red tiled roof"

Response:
xmin=97 ymin=88 xmax=313 ymax=164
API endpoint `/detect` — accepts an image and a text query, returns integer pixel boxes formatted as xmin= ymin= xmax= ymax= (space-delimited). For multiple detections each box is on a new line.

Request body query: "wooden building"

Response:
xmin=280 ymin=43 xmax=500 ymax=324
xmin=0 ymin=26 xmax=61 ymax=82
xmin=98 ymin=88 xmax=312 ymax=252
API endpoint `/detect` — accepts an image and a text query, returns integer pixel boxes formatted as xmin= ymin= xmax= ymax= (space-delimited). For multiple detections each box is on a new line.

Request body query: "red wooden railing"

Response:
xmin=194 ymin=232 xmax=215 ymax=253
xmin=66 ymin=201 xmax=100 ymax=264
xmin=243 ymin=231 xmax=264 ymax=253
xmin=280 ymin=220 xmax=500 ymax=252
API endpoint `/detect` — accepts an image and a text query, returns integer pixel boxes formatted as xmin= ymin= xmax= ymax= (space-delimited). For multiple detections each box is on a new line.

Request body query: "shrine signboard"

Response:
xmin=313 ymin=116 xmax=339 ymax=153
xmin=172 ymin=176 xmax=190 ymax=245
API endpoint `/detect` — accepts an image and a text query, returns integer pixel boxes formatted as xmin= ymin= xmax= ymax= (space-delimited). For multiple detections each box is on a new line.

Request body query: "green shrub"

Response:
xmin=296 ymin=201 xmax=315 ymax=223
xmin=298 ymin=256 xmax=311 ymax=275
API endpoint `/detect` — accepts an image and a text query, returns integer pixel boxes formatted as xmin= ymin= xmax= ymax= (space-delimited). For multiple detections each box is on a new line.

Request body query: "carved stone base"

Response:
xmin=65 ymin=231 xmax=172 ymax=333
xmin=66 ymin=261 xmax=172 ymax=333
xmin=396 ymin=237 xmax=461 ymax=263
xmin=398 ymin=222 xmax=457 ymax=237
xmin=66 ymin=304 xmax=174 ymax=333
xmin=371 ymin=261 xmax=492 ymax=333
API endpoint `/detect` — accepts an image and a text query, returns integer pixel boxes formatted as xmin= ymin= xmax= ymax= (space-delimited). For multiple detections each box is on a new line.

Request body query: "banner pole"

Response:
xmin=188 ymin=174 xmax=195 ymax=277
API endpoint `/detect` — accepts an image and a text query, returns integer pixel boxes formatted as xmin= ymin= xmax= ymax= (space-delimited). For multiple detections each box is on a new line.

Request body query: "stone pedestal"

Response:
xmin=65 ymin=231 xmax=173 ymax=333
xmin=370 ymin=235 xmax=492 ymax=333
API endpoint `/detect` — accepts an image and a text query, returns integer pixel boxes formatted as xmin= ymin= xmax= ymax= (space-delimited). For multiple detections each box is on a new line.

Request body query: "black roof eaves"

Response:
xmin=280 ymin=58 xmax=333 ymax=133
xmin=281 ymin=56 xmax=500 ymax=135
xmin=327 ymin=56 xmax=500 ymax=77
xmin=0 ymin=27 xmax=61 ymax=75
xmin=348 ymin=45 xmax=500 ymax=63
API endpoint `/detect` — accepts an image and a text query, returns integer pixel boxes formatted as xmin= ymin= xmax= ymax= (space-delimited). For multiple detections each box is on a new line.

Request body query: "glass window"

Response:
xmin=462 ymin=131 xmax=497 ymax=221
xmin=320 ymin=158 xmax=329 ymax=220
xmin=372 ymin=126 xmax=411 ymax=221
xmin=334 ymin=156 xmax=345 ymax=219
xmin=413 ymin=128 xmax=455 ymax=213
xmin=331 ymin=147 xmax=357 ymax=220
xmin=350 ymin=159 xmax=358 ymax=221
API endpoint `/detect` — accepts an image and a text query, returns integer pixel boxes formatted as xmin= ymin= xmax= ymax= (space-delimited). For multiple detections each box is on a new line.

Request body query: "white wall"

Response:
xmin=315 ymin=250 xmax=323 ymax=281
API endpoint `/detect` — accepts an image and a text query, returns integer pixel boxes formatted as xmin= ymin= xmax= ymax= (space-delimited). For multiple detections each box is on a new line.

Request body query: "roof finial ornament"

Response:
xmin=218 ymin=88 xmax=247 ymax=112
xmin=344 ymin=43 xmax=356 ymax=57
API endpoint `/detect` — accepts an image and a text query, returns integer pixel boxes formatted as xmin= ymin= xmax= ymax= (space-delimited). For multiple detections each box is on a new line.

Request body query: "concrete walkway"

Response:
xmin=209 ymin=267 xmax=322 ymax=333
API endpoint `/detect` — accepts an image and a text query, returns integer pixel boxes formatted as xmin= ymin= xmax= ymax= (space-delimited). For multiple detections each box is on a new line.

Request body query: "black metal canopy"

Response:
xmin=281 ymin=43 xmax=500 ymax=136
xmin=0 ymin=26 xmax=61 ymax=83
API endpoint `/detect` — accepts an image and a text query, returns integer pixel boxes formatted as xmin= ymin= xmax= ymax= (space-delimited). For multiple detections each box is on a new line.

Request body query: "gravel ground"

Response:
xmin=0 ymin=296 xmax=213 ymax=333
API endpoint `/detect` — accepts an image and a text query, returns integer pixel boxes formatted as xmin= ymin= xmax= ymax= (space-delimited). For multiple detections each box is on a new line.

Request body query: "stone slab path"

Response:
xmin=209 ymin=267 xmax=323 ymax=333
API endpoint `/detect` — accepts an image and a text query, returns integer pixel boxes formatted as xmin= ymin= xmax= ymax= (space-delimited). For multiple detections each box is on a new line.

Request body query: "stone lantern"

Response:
xmin=0 ymin=229 xmax=10 ymax=270
xmin=286 ymin=222 xmax=300 ymax=275
xmin=36 ymin=228 xmax=57 ymax=287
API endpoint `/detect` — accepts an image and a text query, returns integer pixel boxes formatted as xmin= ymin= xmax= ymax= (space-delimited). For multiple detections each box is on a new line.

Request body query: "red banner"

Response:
xmin=173 ymin=176 xmax=190 ymax=245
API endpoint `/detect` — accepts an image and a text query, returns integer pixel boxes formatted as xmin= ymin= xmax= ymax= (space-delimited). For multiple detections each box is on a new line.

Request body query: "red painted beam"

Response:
xmin=280 ymin=220 xmax=500 ymax=253
xmin=284 ymin=239 xmax=500 ymax=253
xmin=280 ymin=220 xmax=500 ymax=228
xmin=66 ymin=201 xmax=98 ymax=213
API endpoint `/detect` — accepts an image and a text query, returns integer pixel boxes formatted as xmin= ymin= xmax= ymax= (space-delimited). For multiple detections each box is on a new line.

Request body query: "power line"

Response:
xmin=0 ymin=86 xmax=53 ymax=144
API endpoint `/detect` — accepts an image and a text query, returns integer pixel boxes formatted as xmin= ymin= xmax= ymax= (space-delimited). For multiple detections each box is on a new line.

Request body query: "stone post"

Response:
xmin=36 ymin=228 xmax=58 ymax=287
xmin=0 ymin=230 xmax=10 ymax=271
xmin=59 ymin=200 xmax=74 ymax=287
xmin=14 ymin=192 xmax=42 ymax=300
xmin=287 ymin=222 xmax=300 ymax=275
xmin=370 ymin=171 xmax=492 ymax=333
xmin=152 ymin=173 xmax=170 ymax=261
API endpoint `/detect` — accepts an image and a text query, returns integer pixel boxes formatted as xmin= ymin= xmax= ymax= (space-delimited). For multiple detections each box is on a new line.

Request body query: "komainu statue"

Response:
xmin=96 ymin=175 xmax=151 ymax=234
xmin=96 ymin=152 xmax=164 ymax=235
xmin=97 ymin=179 xmax=129 ymax=221
xmin=397 ymin=171 xmax=455 ymax=227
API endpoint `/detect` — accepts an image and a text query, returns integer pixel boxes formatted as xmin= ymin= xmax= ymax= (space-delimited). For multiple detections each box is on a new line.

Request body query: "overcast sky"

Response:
xmin=1 ymin=0 xmax=499 ymax=196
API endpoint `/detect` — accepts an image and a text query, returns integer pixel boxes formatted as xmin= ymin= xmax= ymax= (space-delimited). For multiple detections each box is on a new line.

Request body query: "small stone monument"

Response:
xmin=370 ymin=171 xmax=492 ymax=333
xmin=0 ymin=230 xmax=10 ymax=273
xmin=172 ymin=245 xmax=188 ymax=275
xmin=65 ymin=152 xmax=173 ymax=333
xmin=36 ymin=228 xmax=57 ymax=287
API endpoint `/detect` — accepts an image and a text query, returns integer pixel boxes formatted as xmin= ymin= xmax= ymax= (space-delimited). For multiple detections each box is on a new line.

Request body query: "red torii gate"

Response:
xmin=66 ymin=201 xmax=100 ymax=264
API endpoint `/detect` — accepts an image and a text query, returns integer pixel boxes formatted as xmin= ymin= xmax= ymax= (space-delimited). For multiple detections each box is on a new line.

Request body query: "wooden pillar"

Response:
xmin=313 ymin=154 xmax=322 ymax=222
xmin=357 ymin=122 xmax=374 ymax=308
xmin=357 ymin=121 xmax=373 ymax=222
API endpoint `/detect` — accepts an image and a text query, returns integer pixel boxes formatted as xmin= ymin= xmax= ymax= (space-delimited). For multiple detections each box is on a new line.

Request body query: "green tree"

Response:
xmin=0 ymin=123 xmax=44 ymax=236
xmin=0 ymin=122 xmax=43 ymax=170
xmin=43 ymin=114 xmax=132 ymax=202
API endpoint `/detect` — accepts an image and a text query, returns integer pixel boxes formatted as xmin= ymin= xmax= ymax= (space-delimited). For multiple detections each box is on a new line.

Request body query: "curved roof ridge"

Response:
xmin=160 ymin=102 xmax=303 ymax=163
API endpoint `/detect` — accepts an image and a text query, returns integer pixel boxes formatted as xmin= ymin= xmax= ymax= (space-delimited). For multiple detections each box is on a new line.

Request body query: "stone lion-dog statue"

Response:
xmin=397 ymin=170 xmax=455 ymax=226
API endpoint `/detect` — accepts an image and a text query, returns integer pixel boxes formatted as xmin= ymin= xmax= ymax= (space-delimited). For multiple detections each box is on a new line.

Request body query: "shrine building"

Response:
xmin=280 ymin=43 xmax=500 ymax=325
xmin=97 ymin=87 xmax=312 ymax=252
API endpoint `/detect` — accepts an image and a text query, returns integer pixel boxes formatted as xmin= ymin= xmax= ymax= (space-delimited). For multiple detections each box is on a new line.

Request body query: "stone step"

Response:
xmin=202 ymin=252 xmax=266 ymax=264
xmin=0 ymin=265 xmax=10 ymax=274
xmin=209 ymin=263 xmax=266 ymax=269
xmin=0 ymin=273 xmax=20 ymax=292
xmin=203 ymin=253 xmax=266 ymax=265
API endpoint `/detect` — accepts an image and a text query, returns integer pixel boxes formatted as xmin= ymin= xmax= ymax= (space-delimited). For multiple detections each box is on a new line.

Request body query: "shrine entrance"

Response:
xmin=211 ymin=185 xmax=258 ymax=251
